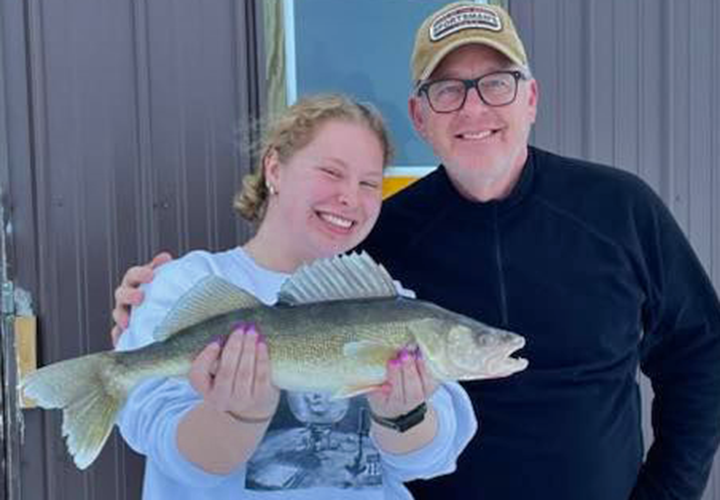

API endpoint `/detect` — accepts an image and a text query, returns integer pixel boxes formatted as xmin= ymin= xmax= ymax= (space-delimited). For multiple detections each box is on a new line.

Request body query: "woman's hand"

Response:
xmin=110 ymin=252 xmax=173 ymax=346
xmin=189 ymin=323 xmax=280 ymax=423
xmin=366 ymin=348 xmax=439 ymax=420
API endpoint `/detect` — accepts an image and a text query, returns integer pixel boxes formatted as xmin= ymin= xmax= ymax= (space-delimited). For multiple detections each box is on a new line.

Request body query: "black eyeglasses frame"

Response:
xmin=416 ymin=70 xmax=528 ymax=113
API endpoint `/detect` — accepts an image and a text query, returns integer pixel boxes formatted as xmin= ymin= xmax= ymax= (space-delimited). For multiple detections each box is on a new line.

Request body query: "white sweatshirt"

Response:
xmin=117 ymin=248 xmax=477 ymax=500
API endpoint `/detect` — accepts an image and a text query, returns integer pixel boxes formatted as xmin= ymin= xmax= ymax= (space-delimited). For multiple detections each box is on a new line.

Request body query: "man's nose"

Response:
xmin=461 ymin=85 xmax=491 ymax=113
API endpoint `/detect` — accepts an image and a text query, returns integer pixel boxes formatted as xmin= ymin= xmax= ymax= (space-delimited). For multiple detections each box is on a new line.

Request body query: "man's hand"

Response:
xmin=110 ymin=252 xmax=173 ymax=346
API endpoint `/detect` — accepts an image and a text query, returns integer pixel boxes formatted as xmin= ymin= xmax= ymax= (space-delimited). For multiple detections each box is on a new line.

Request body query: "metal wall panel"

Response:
xmin=512 ymin=1 xmax=720 ymax=498
xmin=3 ymin=0 xmax=264 ymax=498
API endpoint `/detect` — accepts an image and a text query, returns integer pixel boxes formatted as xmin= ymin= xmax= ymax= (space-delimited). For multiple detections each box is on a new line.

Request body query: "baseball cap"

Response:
xmin=411 ymin=2 xmax=528 ymax=83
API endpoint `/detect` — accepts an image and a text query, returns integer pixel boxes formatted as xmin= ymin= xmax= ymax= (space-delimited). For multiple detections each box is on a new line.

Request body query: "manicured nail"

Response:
xmin=210 ymin=334 xmax=228 ymax=349
xmin=400 ymin=349 xmax=412 ymax=362
xmin=231 ymin=321 xmax=246 ymax=333
xmin=390 ymin=357 xmax=402 ymax=367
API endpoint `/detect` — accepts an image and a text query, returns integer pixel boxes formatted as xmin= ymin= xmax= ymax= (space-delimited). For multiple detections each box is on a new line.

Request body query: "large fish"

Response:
xmin=20 ymin=252 xmax=527 ymax=470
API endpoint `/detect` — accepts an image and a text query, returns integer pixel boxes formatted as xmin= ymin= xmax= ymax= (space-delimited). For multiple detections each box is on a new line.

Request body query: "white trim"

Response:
xmin=384 ymin=166 xmax=436 ymax=178
xmin=283 ymin=0 xmax=298 ymax=104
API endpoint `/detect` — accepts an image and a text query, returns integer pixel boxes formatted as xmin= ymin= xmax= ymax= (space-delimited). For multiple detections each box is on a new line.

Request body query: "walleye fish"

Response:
xmin=20 ymin=252 xmax=527 ymax=470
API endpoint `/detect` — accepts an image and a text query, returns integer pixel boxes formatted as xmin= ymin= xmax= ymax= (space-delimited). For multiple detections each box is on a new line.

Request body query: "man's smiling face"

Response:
xmin=410 ymin=44 xmax=538 ymax=199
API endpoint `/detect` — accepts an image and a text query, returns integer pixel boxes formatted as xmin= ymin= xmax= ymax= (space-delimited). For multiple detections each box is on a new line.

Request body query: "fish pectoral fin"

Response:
xmin=154 ymin=276 xmax=261 ymax=341
xmin=333 ymin=383 xmax=384 ymax=399
xmin=343 ymin=340 xmax=397 ymax=364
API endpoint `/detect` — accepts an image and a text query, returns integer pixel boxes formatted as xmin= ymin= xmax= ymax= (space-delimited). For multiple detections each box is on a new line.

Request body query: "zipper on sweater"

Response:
xmin=493 ymin=206 xmax=509 ymax=327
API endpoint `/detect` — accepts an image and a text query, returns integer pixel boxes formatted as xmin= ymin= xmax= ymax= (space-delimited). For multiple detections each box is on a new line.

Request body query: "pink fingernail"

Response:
xmin=390 ymin=357 xmax=402 ymax=367
xmin=400 ymin=349 xmax=411 ymax=362
xmin=231 ymin=321 xmax=246 ymax=333
xmin=210 ymin=335 xmax=228 ymax=349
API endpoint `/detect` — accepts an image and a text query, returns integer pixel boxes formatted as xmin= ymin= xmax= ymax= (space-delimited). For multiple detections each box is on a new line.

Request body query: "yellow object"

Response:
xmin=382 ymin=177 xmax=420 ymax=199
xmin=382 ymin=166 xmax=436 ymax=199
xmin=16 ymin=315 xmax=37 ymax=408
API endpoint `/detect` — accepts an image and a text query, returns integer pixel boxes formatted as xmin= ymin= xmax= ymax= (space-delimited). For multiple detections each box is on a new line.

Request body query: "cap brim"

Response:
xmin=416 ymin=37 xmax=525 ymax=82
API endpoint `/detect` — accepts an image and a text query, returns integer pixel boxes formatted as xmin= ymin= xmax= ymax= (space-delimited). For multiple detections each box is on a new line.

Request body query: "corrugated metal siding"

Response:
xmin=13 ymin=0 xmax=264 ymax=498
xmin=512 ymin=1 xmax=720 ymax=498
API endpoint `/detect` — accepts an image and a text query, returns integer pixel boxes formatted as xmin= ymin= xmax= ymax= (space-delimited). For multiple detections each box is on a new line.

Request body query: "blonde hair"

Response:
xmin=234 ymin=94 xmax=393 ymax=222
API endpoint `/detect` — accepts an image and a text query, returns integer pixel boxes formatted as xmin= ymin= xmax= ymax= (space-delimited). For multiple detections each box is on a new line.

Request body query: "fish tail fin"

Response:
xmin=20 ymin=352 xmax=123 ymax=469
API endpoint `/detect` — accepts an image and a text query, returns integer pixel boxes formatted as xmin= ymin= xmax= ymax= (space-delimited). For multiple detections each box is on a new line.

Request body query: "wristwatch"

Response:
xmin=369 ymin=402 xmax=428 ymax=433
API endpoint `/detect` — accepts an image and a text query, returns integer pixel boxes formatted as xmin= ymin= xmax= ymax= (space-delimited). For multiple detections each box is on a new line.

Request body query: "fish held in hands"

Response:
xmin=20 ymin=252 xmax=528 ymax=469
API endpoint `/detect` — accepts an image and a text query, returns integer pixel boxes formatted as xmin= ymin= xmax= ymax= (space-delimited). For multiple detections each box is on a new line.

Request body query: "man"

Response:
xmin=360 ymin=3 xmax=720 ymax=500
xmin=112 ymin=3 xmax=720 ymax=499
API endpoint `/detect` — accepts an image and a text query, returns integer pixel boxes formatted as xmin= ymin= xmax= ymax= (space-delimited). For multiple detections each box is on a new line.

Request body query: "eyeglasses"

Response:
xmin=417 ymin=70 xmax=528 ymax=113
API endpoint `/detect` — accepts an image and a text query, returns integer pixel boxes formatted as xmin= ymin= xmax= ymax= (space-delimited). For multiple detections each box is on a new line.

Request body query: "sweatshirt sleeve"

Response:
xmin=115 ymin=252 xmax=245 ymax=488
xmin=631 ymin=187 xmax=720 ymax=499
xmin=375 ymin=381 xmax=477 ymax=483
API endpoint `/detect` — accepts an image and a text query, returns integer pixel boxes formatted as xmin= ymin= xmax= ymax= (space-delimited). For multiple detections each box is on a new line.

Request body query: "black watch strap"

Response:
xmin=369 ymin=402 xmax=428 ymax=433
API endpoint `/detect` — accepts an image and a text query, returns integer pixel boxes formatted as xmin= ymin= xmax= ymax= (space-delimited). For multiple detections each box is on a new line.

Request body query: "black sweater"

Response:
xmin=361 ymin=147 xmax=720 ymax=500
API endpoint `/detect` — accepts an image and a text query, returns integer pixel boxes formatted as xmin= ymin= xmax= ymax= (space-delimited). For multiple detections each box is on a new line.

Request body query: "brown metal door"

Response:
xmin=0 ymin=0 xmax=265 ymax=498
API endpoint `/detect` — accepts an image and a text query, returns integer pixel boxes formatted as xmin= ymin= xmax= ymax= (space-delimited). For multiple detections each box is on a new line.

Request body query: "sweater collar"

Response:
xmin=435 ymin=146 xmax=536 ymax=213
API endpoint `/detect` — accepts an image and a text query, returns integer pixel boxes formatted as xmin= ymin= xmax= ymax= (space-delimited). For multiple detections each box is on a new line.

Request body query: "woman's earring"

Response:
xmin=266 ymin=183 xmax=278 ymax=196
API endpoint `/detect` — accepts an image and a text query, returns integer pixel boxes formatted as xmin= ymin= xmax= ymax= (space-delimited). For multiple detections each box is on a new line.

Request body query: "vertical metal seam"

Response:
xmin=0 ymin=2 xmax=22 ymax=496
xmin=636 ymin=0 xmax=643 ymax=177
xmin=611 ymin=0 xmax=617 ymax=165
xmin=67 ymin=8 xmax=91 ymax=494
xmin=172 ymin=3 xmax=189 ymax=252
xmin=557 ymin=0 xmax=563 ymax=153
xmin=582 ymin=0 xmax=593 ymax=159
xmin=24 ymin=0 xmax=60 ymax=495
xmin=713 ymin=0 xmax=719 ymax=290
xmin=660 ymin=0 xmax=674 ymax=209
xmin=686 ymin=1 xmax=693 ymax=239
xmin=132 ymin=0 xmax=154 ymax=259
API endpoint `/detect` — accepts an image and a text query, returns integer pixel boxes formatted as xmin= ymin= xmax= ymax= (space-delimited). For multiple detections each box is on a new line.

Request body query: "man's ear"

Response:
xmin=526 ymin=79 xmax=539 ymax=124
xmin=409 ymin=95 xmax=428 ymax=140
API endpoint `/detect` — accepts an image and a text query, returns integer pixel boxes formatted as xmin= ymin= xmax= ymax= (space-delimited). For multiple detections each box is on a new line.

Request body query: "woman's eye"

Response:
xmin=361 ymin=181 xmax=379 ymax=190
xmin=320 ymin=168 xmax=340 ymax=178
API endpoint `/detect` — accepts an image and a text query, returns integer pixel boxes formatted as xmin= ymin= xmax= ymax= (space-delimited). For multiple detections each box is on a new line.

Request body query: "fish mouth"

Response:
xmin=487 ymin=352 xmax=529 ymax=377
xmin=485 ymin=336 xmax=528 ymax=377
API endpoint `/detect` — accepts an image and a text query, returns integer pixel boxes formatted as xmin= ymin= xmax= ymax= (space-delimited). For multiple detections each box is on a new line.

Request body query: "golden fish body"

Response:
xmin=21 ymin=252 xmax=527 ymax=469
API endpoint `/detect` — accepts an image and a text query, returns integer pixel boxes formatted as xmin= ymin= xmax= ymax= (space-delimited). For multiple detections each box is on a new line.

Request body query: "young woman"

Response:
xmin=115 ymin=94 xmax=476 ymax=499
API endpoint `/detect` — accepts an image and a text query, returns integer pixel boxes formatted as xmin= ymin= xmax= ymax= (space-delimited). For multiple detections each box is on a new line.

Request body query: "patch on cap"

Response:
xmin=430 ymin=5 xmax=503 ymax=42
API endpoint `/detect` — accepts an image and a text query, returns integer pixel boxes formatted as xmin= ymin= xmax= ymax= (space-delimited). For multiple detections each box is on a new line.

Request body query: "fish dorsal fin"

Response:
xmin=277 ymin=251 xmax=397 ymax=306
xmin=153 ymin=276 xmax=260 ymax=341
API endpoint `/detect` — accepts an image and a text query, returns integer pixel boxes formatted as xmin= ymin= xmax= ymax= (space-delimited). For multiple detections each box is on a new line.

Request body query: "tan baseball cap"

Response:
xmin=411 ymin=2 xmax=528 ymax=83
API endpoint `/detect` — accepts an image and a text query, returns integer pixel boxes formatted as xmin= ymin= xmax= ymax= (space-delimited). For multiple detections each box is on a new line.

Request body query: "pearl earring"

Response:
xmin=266 ymin=182 xmax=278 ymax=196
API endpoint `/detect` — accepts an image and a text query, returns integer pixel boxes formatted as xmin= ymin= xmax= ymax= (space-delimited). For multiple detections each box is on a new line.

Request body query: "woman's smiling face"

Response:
xmin=263 ymin=119 xmax=385 ymax=263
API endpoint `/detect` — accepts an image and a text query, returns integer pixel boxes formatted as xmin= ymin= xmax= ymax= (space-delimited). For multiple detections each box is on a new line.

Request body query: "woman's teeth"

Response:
xmin=320 ymin=213 xmax=353 ymax=229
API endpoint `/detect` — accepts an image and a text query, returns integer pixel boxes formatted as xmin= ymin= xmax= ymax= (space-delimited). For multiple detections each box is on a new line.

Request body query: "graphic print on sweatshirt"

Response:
xmin=246 ymin=391 xmax=383 ymax=491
